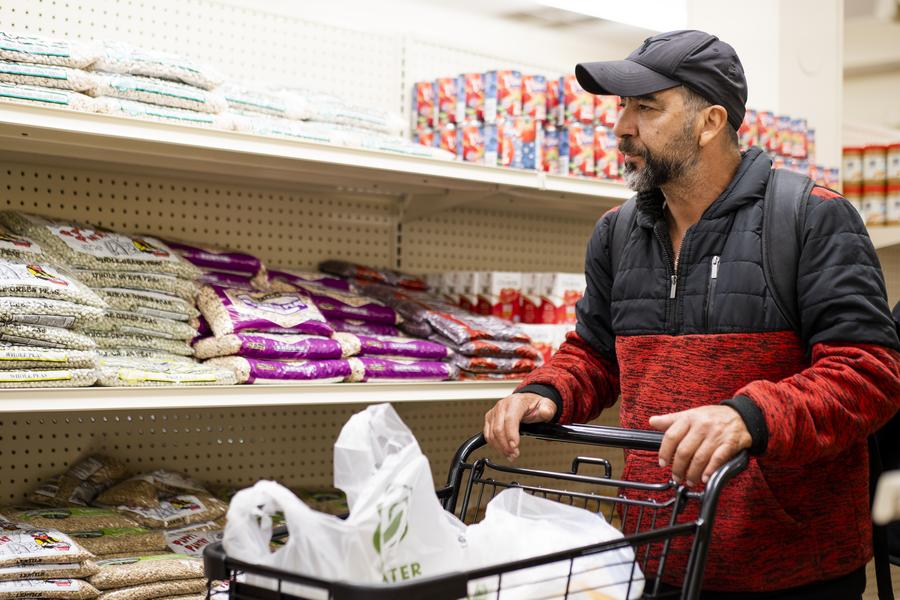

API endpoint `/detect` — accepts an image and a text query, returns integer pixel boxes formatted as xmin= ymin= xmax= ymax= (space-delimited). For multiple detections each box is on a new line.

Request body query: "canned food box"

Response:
xmin=594 ymin=125 xmax=620 ymax=180
xmin=843 ymin=147 xmax=864 ymax=184
xmin=594 ymin=95 xmax=619 ymax=128
xmin=484 ymin=70 xmax=522 ymax=124
xmin=457 ymin=121 xmax=484 ymax=163
xmin=498 ymin=119 xmax=519 ymax=168
xmin=522 ymin=74 xmax=547 ymax=121
xmin=412 ymin=81 xmax=435 ymax=130
xmin=542 ymin=124 xmax=560 ymax=174
xmin=456 ymin=73 xmax=484 ymax=123
xmin=560 ymin=123 xmax=595 ymax=176
xmin=434 ymin=77 xmax=457 ymax=126
xmin=560 ymin=74 xmax=593 ymax=124
xmin=863 ymin=183 xmax=887 ymax=226
xmin=864 ymin=145 xmax=888 ymax=184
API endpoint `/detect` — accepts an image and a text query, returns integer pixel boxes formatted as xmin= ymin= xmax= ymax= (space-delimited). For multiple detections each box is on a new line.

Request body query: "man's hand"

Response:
xmin=649 ymin=405 xmax=752 ymax=487
xmin=484 ymin=393 xmax=558 ymax=461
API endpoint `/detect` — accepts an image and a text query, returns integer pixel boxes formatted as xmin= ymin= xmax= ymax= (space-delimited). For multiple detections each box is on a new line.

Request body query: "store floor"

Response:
xmin=864 ymin=560 xmax=900 ymax=599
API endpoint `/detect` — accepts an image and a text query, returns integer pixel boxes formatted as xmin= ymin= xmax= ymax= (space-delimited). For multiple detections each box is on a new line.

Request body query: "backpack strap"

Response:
xmin=761 ymin=168 xmax=813 ymax=334
xmin=610 ymin=197 xmax=638 ymax=277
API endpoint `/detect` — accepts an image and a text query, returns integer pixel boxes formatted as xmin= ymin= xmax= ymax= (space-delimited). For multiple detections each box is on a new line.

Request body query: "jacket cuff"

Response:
xmin=721 ymin=395 xmax=768 ymax=455
xmin=516 ymin=383 xmax=562 ymax=423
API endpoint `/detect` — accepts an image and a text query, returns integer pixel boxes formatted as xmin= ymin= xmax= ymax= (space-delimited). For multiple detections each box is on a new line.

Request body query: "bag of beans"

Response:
xmin=319 ymin=260 xmax=427 ymax=290
xmin=267 ymin=268 xmax=350 ymax=292
xmin=0 ymin=259 xmax=105 ymax=308
xmin=90 ymin=74 xmax=227 ymax=114
xmin=89 ymin=553 xmax=203 ymax=590
xmin=0 ymin=31 xmax=100 ymax=68
xmin=0 ymin=578 xmax=100 ymax=599
xmin=161 ymin=239 xmax=261 ymax=275
xmin=11 ymin=508 xmax=137 ymax=534
xmin=294 ymin=283 xmax=397 ymax=325
xmin=348 ymin=334 xmax=450 ymax=360
xmin=0 ymin=561 xmax=98 ymax=582
xmin=68 ymin=528 xmax=166 ymax=557
xmin=451 ymin=355 xmax=541 ymax=374
xmin=94 ymin=471 xmax=206 ymax=511
xmin=197 ymin=285 xmax=332 ymax=337
xmin=27 ymin=456 xmax=127 ymax=508
xmin=93 ymin=41 xmax=223 ymax=90
xmin=329 ymin=318 xmax=399 ymax=337
xmin=193 ymin=332 xmax=357 ymax=361
xmin=0 ymin=297 xmax=104 ymax=330
xmin=0 ymin=83 xmax=95 ymax=111
xmin=0 ymin=60 xmax=97 ymax=92
xmin=205 ymin=356 xmax=352 ymax=385
xmin=0 ymin=518 xmax=95 ymax=568
xmin=347 ymin=357 xmax=457 ymax=382
xmin=430 ymin=335 xmax=542 ymax=360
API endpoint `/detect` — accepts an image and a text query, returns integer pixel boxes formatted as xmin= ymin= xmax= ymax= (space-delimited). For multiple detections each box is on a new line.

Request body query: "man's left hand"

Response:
xmin=649 ymin=405 xmax=752 ymax=487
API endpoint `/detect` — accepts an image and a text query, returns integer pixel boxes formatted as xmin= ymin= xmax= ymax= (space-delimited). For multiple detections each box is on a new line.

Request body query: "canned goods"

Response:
xmin=863 ymin=183 xmax=887 ymax=226
xmin=863 ymin=145 xmax=888 ymax=184
xmin=888 ymin=143 xmax=900 ymax=182
xmin=842 ymin=147 xmax=864 ymax=184
xmin=522 ymin=75 xmax=547 ymax=122
xmin=457 ymin=121 xmax=484 ymax=163
xmin=484 ymin=70 xmax=522 ymax=124
xmin=434 ymin=77 xmax=457 ymax=127
xmin=560 ymin=123 xmax=594 ymax=176
xmin=542 ymin=125 xmax=560 ymax=174
xmin=887 ymin=183 xmax=900 ymax=225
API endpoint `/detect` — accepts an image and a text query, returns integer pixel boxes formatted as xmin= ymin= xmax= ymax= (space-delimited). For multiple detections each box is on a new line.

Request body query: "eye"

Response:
xmin=638 ymin=104 xmax=653 ymax=112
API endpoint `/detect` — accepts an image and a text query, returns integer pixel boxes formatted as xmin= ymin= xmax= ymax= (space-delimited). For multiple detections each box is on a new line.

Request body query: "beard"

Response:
xmin=619 ymin=124 xmax=700 ymax=192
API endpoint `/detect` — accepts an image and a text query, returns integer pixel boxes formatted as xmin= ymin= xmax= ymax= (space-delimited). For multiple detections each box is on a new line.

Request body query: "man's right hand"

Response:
xmin=484 ymin=393 xmax=558 ymax=461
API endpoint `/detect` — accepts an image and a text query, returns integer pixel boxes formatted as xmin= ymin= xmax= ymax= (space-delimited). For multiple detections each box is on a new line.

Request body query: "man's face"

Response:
xmin=613 ymin=87 xmax=701 ymax=192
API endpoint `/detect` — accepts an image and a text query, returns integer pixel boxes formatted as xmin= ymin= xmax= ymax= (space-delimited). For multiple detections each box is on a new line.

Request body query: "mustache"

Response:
xmin=618 ymin=137 xmax=646 ymax=157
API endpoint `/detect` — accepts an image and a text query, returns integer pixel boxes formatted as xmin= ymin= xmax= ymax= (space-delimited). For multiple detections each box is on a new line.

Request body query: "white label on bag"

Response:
xmin=135 ymin=306 xmax=188 ymax=321
xmin=102 ymin=287 xmax=184 ymax=302
xmin=0 ymin=82 xmax=71 ymax=105
xmin=0 ymin=34 xmax=72 ymax=58
xmin=0 ymin=61 xmax=68 ymax=80
xmin=165 ymin=527 xmax=223 ymax=556
xmin=121 ymin=495 xmax=206 ymax=525
xmin=115 ymin=367 xmax=216 ymax=384
xmin=0 ymin=562 xmax=79 ymax=576
xmin=24 ymin=214 xmax=178 ymax=263
xmin=0 ymin=348 xmax=68 ymax=362
xmin=0 ymin=528 xmax=82 ymax=562
xmin=0 ymin=335 xmax=67 ymax=349
xmin=0 ymin=262 xmax=72 ymax=289
xmin=0 ymin=369 xmax=72 ymax=382
xmin=0 ymin=578 xmax=88 ymax=592
xmin=12 ymin=314 xmax=77 ymax=328
xmin=119 ymin=325 xmax=179 ymax=340
xmin=0 ymin=226 xmax=42 ymax=255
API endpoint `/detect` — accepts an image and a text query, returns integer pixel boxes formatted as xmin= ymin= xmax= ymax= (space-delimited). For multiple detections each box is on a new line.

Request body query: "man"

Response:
xmin=484 ymin=30 xmax=900 ymax=599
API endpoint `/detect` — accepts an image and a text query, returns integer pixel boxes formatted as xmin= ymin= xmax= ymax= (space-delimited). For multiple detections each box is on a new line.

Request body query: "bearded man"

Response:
xmin=483 ymin=29 xmax=900 ymax=599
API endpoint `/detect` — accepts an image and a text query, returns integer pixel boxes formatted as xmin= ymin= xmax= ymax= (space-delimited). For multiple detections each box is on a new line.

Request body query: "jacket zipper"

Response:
xmin=704 ymin=255 xmax=720 ymax=330
xmin=653 ymin=225 xmax=678 ymax=329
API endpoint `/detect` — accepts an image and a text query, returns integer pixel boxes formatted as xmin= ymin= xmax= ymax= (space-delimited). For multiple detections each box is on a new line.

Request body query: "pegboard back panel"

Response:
xmin=400 ymin=205 xmax=595 ymax=272
xmin=878 ymin=246 xmax=900 ymax=307
xmin=0 ymin=402 xmax=622 ymax=504
xmin=0 ymin=0 xmax=402 ymax=113
xmin=1 ymin=162 xmax=399 ymax=270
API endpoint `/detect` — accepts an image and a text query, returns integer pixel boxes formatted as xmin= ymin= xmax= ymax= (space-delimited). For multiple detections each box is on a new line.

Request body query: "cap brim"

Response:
xmin=575 ymin=60 xmax=681 ymax=97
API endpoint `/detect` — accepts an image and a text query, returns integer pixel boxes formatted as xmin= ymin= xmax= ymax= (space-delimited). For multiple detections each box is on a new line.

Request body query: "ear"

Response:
xmin=698 ymin=105 xmax=729 ymax=148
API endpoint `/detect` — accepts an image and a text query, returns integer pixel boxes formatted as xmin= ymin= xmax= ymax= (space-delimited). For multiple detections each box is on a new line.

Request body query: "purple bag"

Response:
xmin=193 ymin=333 xmax=354 ymax=360
xmin=329 ymin=319 xmax=400 ymax=337
xmin=352 ymin=334 xmax=450 ymax=360
xmin=268 ymin=269 xmax=350 ymax=292
xmin=198 ymin=285 xmax=333 ymax=337
xmin=398 ymin=319 xmax=433 ymax=339
xmin=163 ymin=239 xmax=262 ymax=275
xmin=348 ymin=357 xmax=457 ymax=382
xmin=199 ymin=270 xmax=255 ymax=289
xmin=206 ymin=356 xmax=351 ymax=384
xmin=297 ymin=284 xmax=398 ymax=325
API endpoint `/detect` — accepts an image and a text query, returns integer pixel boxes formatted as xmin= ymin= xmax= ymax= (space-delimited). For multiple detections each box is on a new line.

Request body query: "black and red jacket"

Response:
xmin=517 ymin=147 xmax=900 ymax=592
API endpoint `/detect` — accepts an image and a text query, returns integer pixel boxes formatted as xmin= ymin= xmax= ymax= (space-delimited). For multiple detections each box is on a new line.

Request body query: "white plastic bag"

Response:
xmin=463 ymin=488 xmax=643 ymax=600
xmin=224 ymin=403 xmax=466 ymax=596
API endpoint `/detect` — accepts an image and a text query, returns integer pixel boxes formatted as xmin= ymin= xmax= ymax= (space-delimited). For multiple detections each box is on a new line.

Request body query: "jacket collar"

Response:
xmin=634 ymin=147 xmax=772 ymax=228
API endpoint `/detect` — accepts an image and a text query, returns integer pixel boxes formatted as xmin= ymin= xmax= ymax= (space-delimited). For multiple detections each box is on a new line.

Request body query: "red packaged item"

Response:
xmin=484 ymin=70 xmax=522 ymax=124
xmin=434 ymin=77 xmax=457 ymax=126
xmin=437 ymin=123 xmax=457 ymax=155
xmin=542 ymin=125 xmax=560 ymax=174
xmin=457 ymin=121 xmax=484 ymax=163
xmin=561 ymin=123 xmax=595 ymax=176
xmin=520 ymin=273 xmax=544 ymax=324
xmin=451 ymin=355 xmax=541 ymax=374
xmin=595 ymin=125 xmax=620 ymax=180
xmin=791 ymin=118 xmax=808 ymax=160
xmin=413 ymin=126 xmax=434 ymax=148
xmin=738 ymin=109 xmax=758 ymax=149
xmin=594 ymin=95 xmax=620 ymax=127
xmin=546 ymin=272 xmax=584 ymax=324
xmin=458 ymin=271 xmax=480 ymax=314
xmin=412 ymin=81 xmax=435 ymax=130
xmin=456 ymin=73 xmax=484 ymax=123
xmin=561 ymin=75 xmax=593 ymax=124
xmin=756 ymin=111 xmax=777 ymax=153
xmin=318 ymin=260 xmax=427 ymax=291
xmin=522 ymin=75 xmax=547 ymax=121
xmin=476 ymin=272 xmax=522 ymax=322
xmin=546 ymin=77 xmax=561 ymax=125
xmin=776 ymin=115 xmax=792 ymax=157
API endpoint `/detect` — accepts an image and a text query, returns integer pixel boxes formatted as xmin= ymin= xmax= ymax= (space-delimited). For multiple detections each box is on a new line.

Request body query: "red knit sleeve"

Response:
xmin=516 ymin=330 xmax=620 ymax=424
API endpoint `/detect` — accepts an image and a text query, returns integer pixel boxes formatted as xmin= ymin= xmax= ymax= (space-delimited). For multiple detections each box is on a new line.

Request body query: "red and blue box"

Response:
xmin=457 ymin=121 xmax=485 ymax=163
xmin=522 ymin=75 xmax=547 ymax=122
xmin=484 ymin=70 xmax=522 ymax=124
xmin=456 ymin=73 xmax=484 ymax=123
xmin=434 ymin=77 xmax=457 ymax=127
xmin=560 ymin=123 xmax=595 ymax=176
xmin=561 ymin=75 xmax=593 ymax=125
xmin=412 ymin=81 xmax=435 ymax=130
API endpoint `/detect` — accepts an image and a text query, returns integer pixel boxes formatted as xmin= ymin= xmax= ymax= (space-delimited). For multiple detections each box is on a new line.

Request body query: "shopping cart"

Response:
xmin=204 ymin=422 xmax=748 ymax=600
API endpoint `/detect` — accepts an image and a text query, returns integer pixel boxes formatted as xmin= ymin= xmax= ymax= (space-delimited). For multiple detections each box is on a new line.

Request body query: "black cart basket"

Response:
xmin=204 ymin=423 xmax=748 ymax=600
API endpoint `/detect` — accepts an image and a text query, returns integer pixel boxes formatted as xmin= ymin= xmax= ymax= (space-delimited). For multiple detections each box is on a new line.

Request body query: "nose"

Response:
xmin=613 ymin=104 xmax=636 ymax=140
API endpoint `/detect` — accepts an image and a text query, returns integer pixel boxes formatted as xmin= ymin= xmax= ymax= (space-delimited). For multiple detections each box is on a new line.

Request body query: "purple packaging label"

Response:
xmin=239 ymin=333 xmax=344 ymax=360
xmin=246 ymin=358 xmax=352 ymax=383
xmin=329 ymin=319 xmax=400 ymax=337
xmin=268 ymin=269 xmax=350 ymax=292
xmin=214 ymin=285 xmax=333 ymax=337
xmin=163 ymin=239 xmax=261 ymax=274
xmin=356 ymin=335 xmax=450 ymax=360
xmin=200 ymin=270 xmax=255 ymax=289
xmin=355 ymin=357 xmax=456 ymax=382
xmin=298 ymin=284 xmax=398 ymax=325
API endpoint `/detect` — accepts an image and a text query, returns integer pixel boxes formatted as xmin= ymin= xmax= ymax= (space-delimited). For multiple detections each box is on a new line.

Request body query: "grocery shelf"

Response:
xmin=0 ymin=381 xmax=518 ymax=413
xmin=0 ymin=104 xmax=631 ymax=211
xmin=868 ymin=225 xmax=900 ymax=250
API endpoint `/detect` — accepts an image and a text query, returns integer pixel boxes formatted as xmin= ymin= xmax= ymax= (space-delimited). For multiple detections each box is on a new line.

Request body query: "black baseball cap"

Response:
xmin=575 ymin=30 xmax=747 ymax=131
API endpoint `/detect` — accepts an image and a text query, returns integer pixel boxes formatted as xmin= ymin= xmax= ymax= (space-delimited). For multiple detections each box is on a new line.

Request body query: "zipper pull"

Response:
xmin=670 ymin=274 xmax=678 ymax=299
xmin=711 ymin=255 xmax=720 ymax=279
